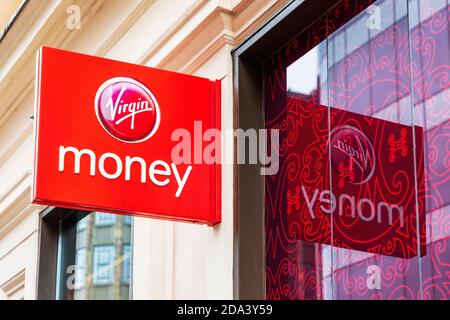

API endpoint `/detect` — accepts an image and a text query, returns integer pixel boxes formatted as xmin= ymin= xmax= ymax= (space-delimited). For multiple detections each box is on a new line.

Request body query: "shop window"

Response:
xmin=37 ymin=208 xmax=132 ymax=300
xmin=263 ymin=0 xmax=449 ymax=300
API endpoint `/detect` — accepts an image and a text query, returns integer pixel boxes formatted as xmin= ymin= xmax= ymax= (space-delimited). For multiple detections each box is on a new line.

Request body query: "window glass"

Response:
xmin=77 ymin=217 xmax=87 ymax=231
xmin=122 ymin=245 xmax=131 ymax=284
xmin=264 ymin=0 xmax=449 ymax=300
xmin=408 ymin=0 xmax=450 ymax=300
xmin=74 ymin=248 xmax=87 ymax=289
xmin=94 ymin=212 xmax=116 ymax=226
xmin=123 ymin=215 xmax=132 ymax=225
xmin=59 ymin=211 xmax=132 ymax=300
xmin=92 ymin=245 xmax=115 ymax=285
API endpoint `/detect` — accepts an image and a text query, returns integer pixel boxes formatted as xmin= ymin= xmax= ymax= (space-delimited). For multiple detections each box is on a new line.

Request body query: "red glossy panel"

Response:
xmin=32 ymin=47 xmax=221 ymax=226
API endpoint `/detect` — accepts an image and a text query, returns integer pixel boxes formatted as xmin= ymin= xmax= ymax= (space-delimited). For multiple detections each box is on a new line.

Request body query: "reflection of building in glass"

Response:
xmin=74 ymin=213 xmax=131 ymax=300
xmin=269 ymin=0 xmax=449 ymax=300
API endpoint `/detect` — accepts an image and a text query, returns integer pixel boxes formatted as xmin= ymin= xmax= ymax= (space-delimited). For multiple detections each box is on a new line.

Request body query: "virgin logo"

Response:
xmin=95 ymin=77 xmax=160 ymax=143
xmin=330 ymin=125 xmax=376 ymax=184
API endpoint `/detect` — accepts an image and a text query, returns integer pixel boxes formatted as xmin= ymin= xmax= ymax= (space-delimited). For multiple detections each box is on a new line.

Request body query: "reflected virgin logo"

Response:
xmin=330 ymin=125 xmax=376 ymax=184
xmin=95 ymin=77 xmax=160 ymax=143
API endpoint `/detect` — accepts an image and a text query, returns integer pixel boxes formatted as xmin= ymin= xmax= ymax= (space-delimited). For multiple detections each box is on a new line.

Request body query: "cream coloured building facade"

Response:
xmin=0 ymin=0 xmax=289 ymax=300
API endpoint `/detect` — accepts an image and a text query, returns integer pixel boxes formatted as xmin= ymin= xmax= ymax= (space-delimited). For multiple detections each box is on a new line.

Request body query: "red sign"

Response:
xmin=32 ymin=47 xmax=221 ymax=225
xmin=286 ymin=99 xmax=425 ymax=258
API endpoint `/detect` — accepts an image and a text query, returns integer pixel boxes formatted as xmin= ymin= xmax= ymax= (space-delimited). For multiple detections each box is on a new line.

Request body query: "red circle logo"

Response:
xmin=330 ymin=125 xmax=376 ymax=185
xmin=95 ymin=77 xmax=160 ymax=143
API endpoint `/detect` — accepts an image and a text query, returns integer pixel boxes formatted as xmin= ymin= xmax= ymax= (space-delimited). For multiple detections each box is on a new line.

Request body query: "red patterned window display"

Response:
xmin=264 ymin=0 xmax=449 ymax=300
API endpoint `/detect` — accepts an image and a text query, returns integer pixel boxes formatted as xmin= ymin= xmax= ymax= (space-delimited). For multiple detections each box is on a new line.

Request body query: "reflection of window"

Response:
xmin=77 ymin=217 xmax=87 ymax=231
xmin=75 ymin=249 xmax=87 ymax=289
xmin=123 ymin=215 xmax=132 ymax=225
xmin=122 ymin=245 xmax=131 ymax=284
xmin=94 ymin=213 xmax=116 ymax=226
xmin=93 ymin=246 xmax=115 ymax=285
xmin=41 ymin=209 xmax=131 ymax=300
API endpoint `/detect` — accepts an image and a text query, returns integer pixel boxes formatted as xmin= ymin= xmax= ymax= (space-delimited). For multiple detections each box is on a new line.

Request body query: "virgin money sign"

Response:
xmin=285 ymin=99 xmax=425 ymax=258
xmin=32 ymin=47 xmax=221 ymax=225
